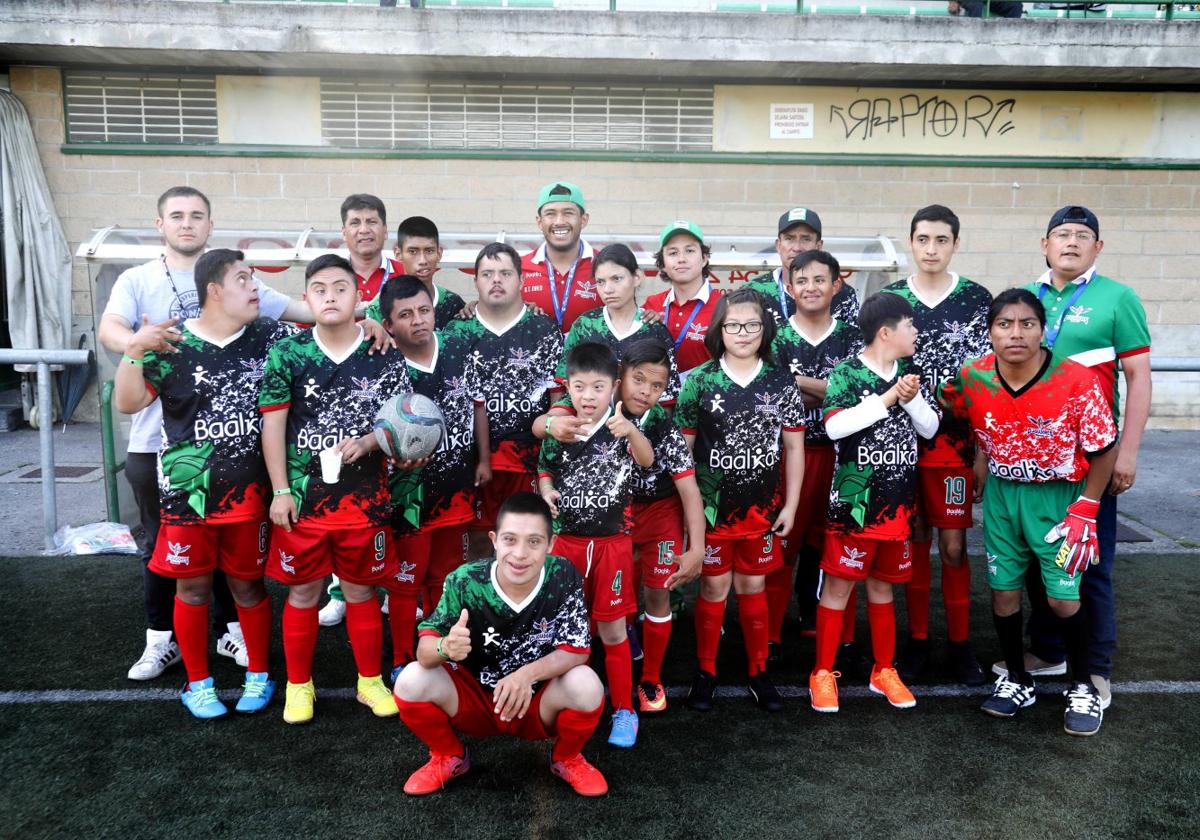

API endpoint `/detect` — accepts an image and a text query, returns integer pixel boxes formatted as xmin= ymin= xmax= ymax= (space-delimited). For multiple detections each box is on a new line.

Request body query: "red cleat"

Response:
xmin=403 ymin=749 xmax=471 ymax=795
xmin=550 ymin=753 xmax=608 ymax=797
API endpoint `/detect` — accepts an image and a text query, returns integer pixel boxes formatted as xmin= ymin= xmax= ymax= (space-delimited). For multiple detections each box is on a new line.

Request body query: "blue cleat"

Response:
xmin=181 ymin=677 xmax=228 ymax=720
xmin=607 ymin=708 xmax=639 ymax=748
xmin=235 ymin=671 xmax=275 ymax=714
xmin=390 ymin=663 xmax=405 ymax=686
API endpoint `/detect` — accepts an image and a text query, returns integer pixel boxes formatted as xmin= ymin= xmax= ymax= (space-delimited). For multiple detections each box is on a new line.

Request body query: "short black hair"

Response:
xmin=565 ymin=341 xmax=619 ymax=381
xmin=305 ymin=253 xmax=356 ymax=285
xmin=474 ymin=241 xmax=522 ymax=274
xmin=379 ymin=275 xmax=432 ymax=323
xmin=910 ymin=204 xmax=961 ymax=239
xmin=704 ymin=288 xmax=776 ymax=365
xmin=495 ymin=492 xmax=553 ymax=537
xmin=987 ymin=288 xmax=1046 ymax=330
xmin=858 ymin=292 xmax=914 ymax=345
xmin=788 ymin=249 xmax=841 ymax=281
xmin=340 ymin=193 xmax=387 ymax=226
xmin=396 ymin=216 xmax=439 ymax=248
xmin=194 ymin=248 xmax=244 ymax=307
xmin=594 ymin=243 xmax=640 ymax=278
xmin=620 ymin=338 xmax=671 ymax=372
xmin=157 ymin=186 xmax=210 ymax=217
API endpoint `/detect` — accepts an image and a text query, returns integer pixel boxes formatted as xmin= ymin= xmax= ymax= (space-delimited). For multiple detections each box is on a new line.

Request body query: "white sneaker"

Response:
xmin=127 ymin=629 xmax=181 ymax=680
xmin=381 ymin=594 xmax=389 ymax=616
xmin=216 ymin=623 xmax=249 ymax=668
xmin=318 ymin=598 xmax=346 ymax=627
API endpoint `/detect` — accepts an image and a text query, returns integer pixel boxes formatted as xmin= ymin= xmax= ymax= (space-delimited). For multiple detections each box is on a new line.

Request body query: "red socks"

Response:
xmin=694 ymin=596 xmax=727 ymax=675
xmin=738 ymin=591 xmax=770 ymax=676
xmin=552 ymin=702 xmax=604 ymax=762
xmin=765 ymin=563 xmax=793 ymax=645
xmin=868 ymin=600 xmax=897 ymax=669
xmin=396 ymin=697 xmax=465 ymax=757
xmin=905 ymin=538 xmax=932 ymax=640
xmin=814 ymin=604 xmax=844 ymax=673
xmin=604 ymin=639 xmax=633 ymax=712
xmin=942 ymin=559 xmax=972 ymax=643
xmin=345 ymin=598 xmax=384 ymax=678
xmin=235 ymin=597 xmax=272 ymax=673
xmin=640 ymin=614 xmax=672 ymax=685
xmin=840 ymin=586 xmax=858 ymax=645
xmin=282 ymin=602 xmax=319 ymax=684
xmin=388 ymin=590 xmax=420 ymax=668
xmin=174 ymin=597 xmax=209 ymax=683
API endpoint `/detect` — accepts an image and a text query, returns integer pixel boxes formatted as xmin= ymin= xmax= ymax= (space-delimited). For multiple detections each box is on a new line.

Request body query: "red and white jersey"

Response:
xmin=520 ymin=240 xmax=597 ymax=333
xmin=644 ymin=281 xmax=723 ymax=377
xmin=355 ymin=256 xmax=404 ymax=304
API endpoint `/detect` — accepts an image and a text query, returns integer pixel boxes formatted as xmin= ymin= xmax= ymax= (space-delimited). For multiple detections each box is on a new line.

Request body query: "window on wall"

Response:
xmin=63 ymin=72 xmax=218 ymax=144
xmin=319 ymin=81 xmax=714 ymax=152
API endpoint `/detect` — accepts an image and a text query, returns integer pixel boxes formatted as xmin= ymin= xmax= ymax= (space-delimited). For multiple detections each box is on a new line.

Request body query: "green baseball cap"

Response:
xmin=537 ymin=181 xmax=586 ymax=212
xmin=659 ymin=219 xmax=705 ymax=248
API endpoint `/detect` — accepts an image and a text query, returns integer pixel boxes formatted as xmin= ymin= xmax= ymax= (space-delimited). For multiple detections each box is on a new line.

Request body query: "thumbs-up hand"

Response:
xmin=442 ymin=608 xmax=472 ymax=661
xmin=606 ymin=401 xmax=636 ymax=439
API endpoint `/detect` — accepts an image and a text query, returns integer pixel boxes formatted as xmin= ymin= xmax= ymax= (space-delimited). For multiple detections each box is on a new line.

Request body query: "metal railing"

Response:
xmin=0 ymin=348 xmax=95 ymax=551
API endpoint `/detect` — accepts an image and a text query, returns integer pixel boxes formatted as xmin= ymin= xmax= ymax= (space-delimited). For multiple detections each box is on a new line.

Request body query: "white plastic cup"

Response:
xmin=320 ymin=447 xmax=343 ymax=484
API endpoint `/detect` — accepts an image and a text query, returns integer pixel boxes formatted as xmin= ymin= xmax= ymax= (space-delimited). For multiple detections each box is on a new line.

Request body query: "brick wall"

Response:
xmin=11 ymin=66 xmax=1197 ymax=426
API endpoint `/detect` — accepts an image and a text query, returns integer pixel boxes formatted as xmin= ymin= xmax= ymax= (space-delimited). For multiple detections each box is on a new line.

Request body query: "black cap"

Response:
xmin=778 ymin=207 xmax=822 ymax=237
xmin=1047 ymin=205 xmax=1099 ymax=238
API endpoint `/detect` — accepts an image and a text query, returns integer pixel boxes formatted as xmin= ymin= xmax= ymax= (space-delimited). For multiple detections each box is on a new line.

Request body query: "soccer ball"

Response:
xmin=374 ymin=393 xmax=445 ymax=461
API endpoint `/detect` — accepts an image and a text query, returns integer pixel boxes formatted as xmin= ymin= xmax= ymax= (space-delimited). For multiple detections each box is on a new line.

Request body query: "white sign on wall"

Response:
xmin=769 ymin=103 xmax=814 ymax=140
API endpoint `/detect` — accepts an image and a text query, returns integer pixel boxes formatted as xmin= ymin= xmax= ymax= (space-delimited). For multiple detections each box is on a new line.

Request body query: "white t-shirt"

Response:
xmin=103 ymin=256 xmax=292 ymax=453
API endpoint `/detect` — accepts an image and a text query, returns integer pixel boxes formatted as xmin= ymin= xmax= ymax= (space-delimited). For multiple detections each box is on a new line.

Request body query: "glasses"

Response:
xmin=722 ymin=321 xmax=763 ymax=335
xmin=1051 ymin=230 xmax=1096 ymax=243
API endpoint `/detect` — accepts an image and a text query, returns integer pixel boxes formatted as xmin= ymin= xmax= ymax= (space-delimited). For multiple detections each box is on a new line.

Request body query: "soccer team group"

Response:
xmin=104 ymin=180 xmax=1150 ymax=797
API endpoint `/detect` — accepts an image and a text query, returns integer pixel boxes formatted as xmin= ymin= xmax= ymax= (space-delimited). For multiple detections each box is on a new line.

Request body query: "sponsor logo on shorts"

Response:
xmin=946 ymin=507 xmax=966 ymax=516
xmin=165 ymin=541 xmax=191 ymax=566
xmin=531 ymin=618 xmax=556 ymax=644
xmin=986 ymin=552 xmax=998 ymax=575
xmin=609 ymin=598 xmax=623 ymax=607
xmin=898 ymin=560 xmax=912 ymax=572
xmin=277 ymin=549 xmax=296 ymax=575
xmin=839 ymin=546 xmax=867 ymax=570
xmin=370 ymin=562 xmax=385 ymax=574
xmin=703 ymin=545 xmax=722 ymax=566
xmin=396 ymin=561 xmax=417 ymax=584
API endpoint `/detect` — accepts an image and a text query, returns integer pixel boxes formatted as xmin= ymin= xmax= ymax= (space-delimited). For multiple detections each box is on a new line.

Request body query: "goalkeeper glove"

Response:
xmin=1044 ymin=496 xmax=1101 ymax=577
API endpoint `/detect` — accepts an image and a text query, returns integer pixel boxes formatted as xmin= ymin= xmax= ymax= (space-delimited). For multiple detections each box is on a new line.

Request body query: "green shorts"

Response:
xmin=982 ymin=476 xmax=1086 ymax=602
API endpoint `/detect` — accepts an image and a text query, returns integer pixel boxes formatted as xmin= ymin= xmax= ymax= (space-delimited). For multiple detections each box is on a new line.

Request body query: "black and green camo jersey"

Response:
xmin=388 ymin=330 xmax=478 ymax=535
xmin=674 ymin=358 xmax=805 ymax=537
xmin=771 ymin=317 xmax=863 ymax=447
xmin=418 ymin=555 xmax=591 ymax=690
xmin=446 ymin=307 xmax=563 ymax=474
xmin=822 ymin=355 xmax=934 ymax=539
xmin=554 ymin=306 xmax=681 ymax=405
xmin=538 ymin=404 xmax=637 ymax=537
xmin=364 ymin=284 xmax=466 ymax=330
xmin=143 ymin=317 xmax=295 ymax=524
xmin=882 ymin=274 xmax=992 ymax=468
xmin=743 ymin=269 xmax=861 ymax=327
xmin=258 ymin=328 xmax=413 ymax=529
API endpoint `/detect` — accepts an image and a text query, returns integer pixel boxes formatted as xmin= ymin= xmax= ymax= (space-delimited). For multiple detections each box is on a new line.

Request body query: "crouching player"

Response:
xmin=939 ymin=288 xmax=1117 ymax=735
xmin=394 ymin=493 xmax=607 ymax=797
xmin=260 ymin=254 xmax=415 ymax=724
xmin=115 ymin=248 xmax=294 ymax=719
xmin=810 ymin=293 xmax=938 ymax=714
xmin=675 ymin=288 xmax=805 ymax=712
xmin=537 ymin=342 xmax=655 ymax=747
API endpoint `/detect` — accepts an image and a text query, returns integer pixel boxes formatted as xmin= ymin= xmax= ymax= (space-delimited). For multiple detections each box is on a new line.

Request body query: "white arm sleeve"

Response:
xmin=825 ymin=394 xmax=889 ymax=441
xmin=901 ymin=391 xmax=940 ymax=440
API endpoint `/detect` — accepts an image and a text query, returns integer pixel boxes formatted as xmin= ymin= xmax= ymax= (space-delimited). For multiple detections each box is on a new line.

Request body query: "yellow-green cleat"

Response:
xmin=356 ymin=674 xmax=399 ymax=717
xmin=283 ymin=679 xmax=316 ymax=725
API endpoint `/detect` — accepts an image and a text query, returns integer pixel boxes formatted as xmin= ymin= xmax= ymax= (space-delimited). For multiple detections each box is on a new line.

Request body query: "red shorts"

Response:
xmin=553 ymin=533 xmax=634 ymax=622
xmin=442 ymin=661 xmax=551 ymax=741
xmin=918 ymin=465 xmax=975 ymax=529
xmin=266 ymin=521 xmax=396 ymax=587
xmin=781 ymin=445 xmax=836 ymax=557
xmin=474 ymin=470 xmax=539 ymax=531
xmin=821 ymin=532 xmax=914 ymax=583
xmin=387 ymin=523 xmax=470 ymax=595
xmin=148 ymin=519 xmax=269 ymax=580
xmin=702 ymin=532 xmax=783 ymax=577
xmin=633 ymin=496 xmax=686 ymax=591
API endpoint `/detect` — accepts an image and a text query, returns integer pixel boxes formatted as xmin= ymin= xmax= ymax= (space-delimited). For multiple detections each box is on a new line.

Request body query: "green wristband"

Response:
xmin=121 ymin=354 xmax=144 ymax=366
xmin=436 ymin=637 xmax=451 ymax=660
xmin=272 ymin=488 xmax=291 ymax=497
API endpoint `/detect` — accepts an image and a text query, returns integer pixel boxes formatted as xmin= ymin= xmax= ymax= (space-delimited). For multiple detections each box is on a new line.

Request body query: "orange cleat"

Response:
xmin=809 ymin=669 xmax=841 ymax=713
xmin=637 ymin=681 xmax=668 ymax=715
xmin=550 ymin=753 xmax=609 ymax=797
xmin=403 ymin=749 xmax=471 ymax=796
xmin=870 ymin=665 xmax=917 ymax=709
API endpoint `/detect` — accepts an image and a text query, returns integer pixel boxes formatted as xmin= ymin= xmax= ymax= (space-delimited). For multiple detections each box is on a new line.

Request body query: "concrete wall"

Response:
xmin=10 ymin=66 xmax=1197 ymax=427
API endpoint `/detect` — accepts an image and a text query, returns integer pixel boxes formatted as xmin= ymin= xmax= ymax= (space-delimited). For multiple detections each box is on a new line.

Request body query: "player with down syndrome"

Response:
xmin=394 ymin=493 xmax=608 ymax=797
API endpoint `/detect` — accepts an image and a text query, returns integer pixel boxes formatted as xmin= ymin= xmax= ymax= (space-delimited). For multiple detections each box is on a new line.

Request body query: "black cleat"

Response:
xmin=948 ymin=640 xmax=986 ymax=687
xmin=748 ymin=671 xmax=784 ymax=712
xmin=686 ymin=670 xmax=717 ymax=712
xmin=897 ymin=637 xmax=931 ymax=684
xmin=766 ymin=641 xmax=783 ymax=668
xmin=980 ymin=674 xmax=1037 ymax=718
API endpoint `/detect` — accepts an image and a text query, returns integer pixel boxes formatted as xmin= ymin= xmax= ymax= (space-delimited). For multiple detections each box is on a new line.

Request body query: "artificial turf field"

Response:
xmin=3 ymin=551 xmax=1198 ymax=839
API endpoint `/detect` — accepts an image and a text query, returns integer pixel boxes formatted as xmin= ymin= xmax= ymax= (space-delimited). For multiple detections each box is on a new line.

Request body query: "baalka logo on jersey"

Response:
xmin=436 ymin=425 xmax=473 ymax=455
xmin=485 ymin=392 xmax=545 ymax=416
xmin=988 ymin=459 xmax=1068 ymax=483
xmin=297 ymin=426 xmax=361 ymax=452
xmin=193 ymin=412 xmax=262 ymax=442
xmin=855 ymin=444 xmax=916 ymax=468
xmin=708 ymin=445 xmax=779 ymax=472
xmin=559 ymin=490 xmax=621 ymax=511
xmin=926 ymin=364 xmax=959 ymax=399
